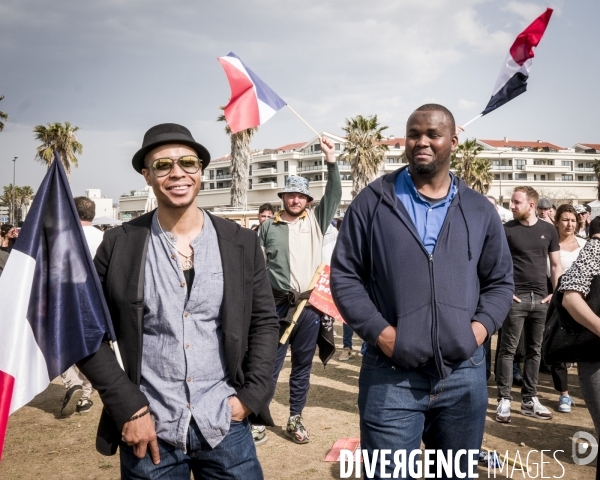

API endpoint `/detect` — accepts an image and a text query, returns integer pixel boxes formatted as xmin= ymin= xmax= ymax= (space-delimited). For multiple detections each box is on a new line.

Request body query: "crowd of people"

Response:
xmin=4 ymin=107 xmax=600 ymax=479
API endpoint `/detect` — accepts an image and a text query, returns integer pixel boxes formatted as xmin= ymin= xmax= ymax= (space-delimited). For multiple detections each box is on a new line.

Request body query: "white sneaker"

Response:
xmin=496 ymin=398 xmax=511 ymax=423
xmin=521 ymin=396 xmax=553 ymax=420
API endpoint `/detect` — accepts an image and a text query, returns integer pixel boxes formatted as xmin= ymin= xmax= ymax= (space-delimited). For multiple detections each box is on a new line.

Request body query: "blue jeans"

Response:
xmin=120 ymin=419 xmax=263 ymax=479
xmin=358 ymin=346 xmax=487 ymax=479
xmin=342 ymin=323 xmax=354 ymax=349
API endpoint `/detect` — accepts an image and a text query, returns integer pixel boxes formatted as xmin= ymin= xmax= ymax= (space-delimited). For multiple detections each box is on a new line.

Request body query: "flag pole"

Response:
xmin=286 ymin=105 xmax=321 ymax=140
xmin=461 ymin=113 xmax=483 ymax=130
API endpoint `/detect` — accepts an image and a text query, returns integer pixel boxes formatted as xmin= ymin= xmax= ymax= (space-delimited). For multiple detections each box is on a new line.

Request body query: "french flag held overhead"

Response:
xmin=218 ymin=52 xmax=287 ymax=134
xmin=482 ymin=8 xmax=553 ymax=116
xmin=0 ymin=153 xmax=112 ymax=460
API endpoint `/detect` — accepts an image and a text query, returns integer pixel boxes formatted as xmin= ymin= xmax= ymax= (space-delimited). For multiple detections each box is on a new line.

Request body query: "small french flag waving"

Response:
xmin=218 ymin=52 xmax=287 ymax=134
xmin=482 ymin=8 xmax=553 ymax=116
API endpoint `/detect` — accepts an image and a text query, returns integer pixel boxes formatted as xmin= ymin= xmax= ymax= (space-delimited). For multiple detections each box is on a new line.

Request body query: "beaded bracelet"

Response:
xmin=126 ymin=406 xmax=150 ymax=423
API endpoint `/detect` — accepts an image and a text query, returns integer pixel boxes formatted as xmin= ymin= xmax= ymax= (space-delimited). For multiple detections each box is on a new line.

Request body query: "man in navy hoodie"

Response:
xmin=331 ymin=104 xmax=514 ymax=478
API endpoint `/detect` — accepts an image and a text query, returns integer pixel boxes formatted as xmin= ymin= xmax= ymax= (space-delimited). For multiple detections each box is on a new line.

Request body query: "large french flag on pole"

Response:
xmin=481 ymin=8 xmax=553 ymax=116
xmin=0 ymin=152 xmax=113 ymax=460
xmin=218 ymin=52 xmax=287 ymax=134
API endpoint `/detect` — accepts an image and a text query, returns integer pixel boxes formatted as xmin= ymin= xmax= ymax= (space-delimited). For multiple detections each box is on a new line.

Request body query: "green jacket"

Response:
xmin=261 ymin=163 xmax=342 ymax=293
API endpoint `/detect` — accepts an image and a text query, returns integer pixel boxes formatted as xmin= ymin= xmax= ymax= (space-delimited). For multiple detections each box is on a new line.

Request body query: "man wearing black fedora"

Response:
xmin=77 ymin=123 xmax=279 ymax=479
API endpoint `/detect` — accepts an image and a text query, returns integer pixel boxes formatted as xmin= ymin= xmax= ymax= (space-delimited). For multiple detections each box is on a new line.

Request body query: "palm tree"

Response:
xmin=33 ymin=122 xmax=82 ymax=182
xmin=451 ymin=138 xmax=493 ymax=193
xmin=0 ymin=95 xmax=7 ymax=132
xmin=340 ymin=115 xmax=389 ymax=198
xmin=592 ymin=158 xmax=600 ymax=199
xmin=469 ymin=158 xmax=494 ymax=194
xmin=217 ymin=108 xmax=258 ymax=208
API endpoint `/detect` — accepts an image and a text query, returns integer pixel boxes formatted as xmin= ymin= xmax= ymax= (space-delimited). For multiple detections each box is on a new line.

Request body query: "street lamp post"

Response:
xmin=12 ymin=156 xmax=17 ymax=225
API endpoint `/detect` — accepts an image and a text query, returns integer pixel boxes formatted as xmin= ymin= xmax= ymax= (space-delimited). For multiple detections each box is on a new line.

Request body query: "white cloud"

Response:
xmin=458 ymin=99 xmax=479 ymax=110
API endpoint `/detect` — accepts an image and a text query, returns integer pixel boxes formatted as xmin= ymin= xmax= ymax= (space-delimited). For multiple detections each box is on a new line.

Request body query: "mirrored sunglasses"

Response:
xmin=148 ymin=155 xmax=201 ymax=177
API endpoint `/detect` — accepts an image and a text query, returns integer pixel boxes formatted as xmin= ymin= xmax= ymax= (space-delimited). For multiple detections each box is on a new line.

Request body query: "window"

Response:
xmin=516 ymin=173 xmax=527 ymax=180
xmin=494 ymin=174 xmax=500 ymax=180
xmin=249 ymin=165 xmax=252 ymax=175
xmin=578 ymin=163 xmax=584 ymax=169
xmin=533 ymin=174 xmax=537 ymax=181
xmin=217 ymin=170 xmax=223 ymax=176
xmin=561 ymin=161 xmax=571 ymax=167
xmin=578 ymin=176 xmax=584 ymax=181
xmin=507 ymin=174 xmax=513 ymax=180
xmin=249 ymin=180 xmax=252 ymax=190
xmin=541 ymin=175 xmax=546 ymax=181
xmin=387 ymin=157 xmax=395 ymax=163
xmin=210 ymin=183 xmax=215 ymax=189
xmin=340 ymin=174 xmax=352 ymax=181
xmin=335 ymin=143 xmax=341 ymax=151
xmin=217 ymin=182 xmax=224 ymax=189
xmin=209 ymin=170 xmax=214 ymax=179
xmin=200 ymin=184 xmax=205 ymax=190
xmin=313 ymin=144 xmax=321 ymax=152
xmin=515 ymin=159 xmax=526 ymax=170
xmin=284 ymin=175 xmax=288 ymax=183
xmin=562 ymin=174 xmax=573 ymax=181
xmin=284 ymin=161 xmax=289 ymax=172
xmin=587 ymin=175 xmax=596 ymax=182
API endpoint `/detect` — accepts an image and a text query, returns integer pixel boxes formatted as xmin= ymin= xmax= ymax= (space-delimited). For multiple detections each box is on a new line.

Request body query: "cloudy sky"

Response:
xmin=0 ymin=0 xmax=596 ymax=201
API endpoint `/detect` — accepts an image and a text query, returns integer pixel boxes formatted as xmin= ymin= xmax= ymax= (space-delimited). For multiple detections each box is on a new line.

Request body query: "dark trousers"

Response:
xmin=496 ymin=292 xmax=548 ymax=401
xmin=551 ymin=364 xmax=569 ymax=393
xmin=271 ymin=303 xmax=321 ymax=416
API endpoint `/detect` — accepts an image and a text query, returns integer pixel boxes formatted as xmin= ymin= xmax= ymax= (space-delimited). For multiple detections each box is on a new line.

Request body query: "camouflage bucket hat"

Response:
xmin=278 ymin=175 xmax=313 ymax=202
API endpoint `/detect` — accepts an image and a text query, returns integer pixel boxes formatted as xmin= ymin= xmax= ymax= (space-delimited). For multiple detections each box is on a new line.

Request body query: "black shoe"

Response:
xmin=76 ymin=398 xmax=93 ymax=414
xmin=61 ymin=385 xmax=83 ymax=416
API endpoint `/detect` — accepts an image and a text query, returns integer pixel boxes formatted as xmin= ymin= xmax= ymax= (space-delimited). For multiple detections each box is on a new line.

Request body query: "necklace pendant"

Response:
xmin=182 ymin=257 xmax=193 ymax=270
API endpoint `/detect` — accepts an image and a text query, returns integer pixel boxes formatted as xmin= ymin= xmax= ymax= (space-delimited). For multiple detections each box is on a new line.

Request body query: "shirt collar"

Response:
xmin=402 ymin=168 xmax=457 ymax=207
xmin=273 ymin=209 xmax=307 ymax=224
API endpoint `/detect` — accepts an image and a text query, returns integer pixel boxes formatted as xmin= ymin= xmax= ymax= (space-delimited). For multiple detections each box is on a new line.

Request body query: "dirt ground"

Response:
xmin=1 ymin=324 xmax=597 ymax=479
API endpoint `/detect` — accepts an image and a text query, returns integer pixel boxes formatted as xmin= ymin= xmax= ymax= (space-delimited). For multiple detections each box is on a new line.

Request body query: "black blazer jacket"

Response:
xmin=78 ymin=211 xmax=279 ymax=456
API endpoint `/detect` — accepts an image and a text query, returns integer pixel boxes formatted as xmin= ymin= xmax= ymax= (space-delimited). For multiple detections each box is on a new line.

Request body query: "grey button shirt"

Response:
xmin=140 ymin=211 xmax=236 ymax=451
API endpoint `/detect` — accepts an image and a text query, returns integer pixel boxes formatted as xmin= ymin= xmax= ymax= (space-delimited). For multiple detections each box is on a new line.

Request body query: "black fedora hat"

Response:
xmin=131 ymin=123 xmax=211 ymax=174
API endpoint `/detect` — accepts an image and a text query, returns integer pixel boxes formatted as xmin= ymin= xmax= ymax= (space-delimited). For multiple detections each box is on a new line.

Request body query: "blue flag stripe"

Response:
xmin=13 ymin=152 xmax=114 ymax=379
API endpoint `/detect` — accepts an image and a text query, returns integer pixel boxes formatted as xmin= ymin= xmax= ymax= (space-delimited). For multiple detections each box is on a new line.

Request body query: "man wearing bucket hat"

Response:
xmin=260 ymin=136 xmax=341 ymax=444
xmin=77 ymin=123 xmax=279 ymax=479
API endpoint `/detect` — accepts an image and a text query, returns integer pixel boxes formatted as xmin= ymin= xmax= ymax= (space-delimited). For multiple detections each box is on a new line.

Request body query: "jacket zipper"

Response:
xmin=429 ymin=254 xmax=443 ymax=377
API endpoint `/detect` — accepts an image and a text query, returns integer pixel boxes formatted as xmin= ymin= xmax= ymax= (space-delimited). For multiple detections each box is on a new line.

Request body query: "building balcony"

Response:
xmin=253 ymin=181 xmax=278 ymax=190
xmin=491 ymin=165 xmax=514 ymax=170
xmin=523 ymin=164 xmax=571 ymax=173
xmin=216 ymin=174 xmax=231 ymax=180
xmin=298 ymin=165 xmax=324 ymax=172
xmin=575 ymin=167 xmax=595 ymax=172
xmin=253 ymin=167 xmax=278 ymax=176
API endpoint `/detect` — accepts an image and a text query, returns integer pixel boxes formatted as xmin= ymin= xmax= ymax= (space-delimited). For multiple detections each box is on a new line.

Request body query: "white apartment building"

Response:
xmin=118 ymin=133 xmax=600 ymax=222
xmin=85 ymin=189 xmax=116 ymax=219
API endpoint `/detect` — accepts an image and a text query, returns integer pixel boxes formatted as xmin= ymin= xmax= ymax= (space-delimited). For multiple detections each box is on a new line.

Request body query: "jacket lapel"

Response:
xmin=209 ymin=213 xmax=244 ymax=377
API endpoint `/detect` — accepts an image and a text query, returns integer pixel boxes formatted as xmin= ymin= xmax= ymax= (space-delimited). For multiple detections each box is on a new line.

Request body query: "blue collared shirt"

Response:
xmin=140 ymin=211 xmax=236 ymax=452
xmin=395 ymin=168 xmax=457 ymax=255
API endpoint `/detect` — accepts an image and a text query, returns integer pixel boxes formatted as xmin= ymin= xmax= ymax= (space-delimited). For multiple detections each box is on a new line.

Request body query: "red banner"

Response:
xmin=308 ymin=264 xmax=344 ymax=322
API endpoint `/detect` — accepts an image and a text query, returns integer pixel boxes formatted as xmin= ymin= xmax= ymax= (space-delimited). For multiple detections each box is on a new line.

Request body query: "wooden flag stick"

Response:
xmin=286 ymin=104 xmax=321 ymax=140
xmin=279 ymin=263 xmax=326 ymax=344
xmin=461 ymin=113 xmax=483 ymax=130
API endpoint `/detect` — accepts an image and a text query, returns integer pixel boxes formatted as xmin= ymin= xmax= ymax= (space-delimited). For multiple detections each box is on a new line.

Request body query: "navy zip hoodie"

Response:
xmin=330 ymin=167 xmax=514 ymax=378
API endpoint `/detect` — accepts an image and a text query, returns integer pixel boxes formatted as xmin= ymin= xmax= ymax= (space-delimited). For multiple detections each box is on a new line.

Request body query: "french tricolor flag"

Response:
xmin=218 ymin=52 xmax=287 ymax=134
xmin=0 ymin=153 xmax=112 ymax=460
xmin=482 ymin=8 xmax=553 ymax=116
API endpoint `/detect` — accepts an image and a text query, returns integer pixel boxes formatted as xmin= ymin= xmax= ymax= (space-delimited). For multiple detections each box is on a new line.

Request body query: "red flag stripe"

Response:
xmin=218 ymin=58 xmax=260 ymax=133
xmin=0 ymin=370 xmax=15 ymax=461
xmin=509 ymin=8 xmax=553 ymax=66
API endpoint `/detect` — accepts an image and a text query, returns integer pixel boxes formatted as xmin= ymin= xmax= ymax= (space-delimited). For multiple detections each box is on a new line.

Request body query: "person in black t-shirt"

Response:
xmin=496 ymin=186 xmax=561 ymax=424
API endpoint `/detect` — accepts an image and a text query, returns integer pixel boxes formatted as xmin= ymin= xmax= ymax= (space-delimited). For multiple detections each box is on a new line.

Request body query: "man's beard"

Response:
xmin=411 ymin=152 xmax=450 ymax=175
xmin=284 ymin=204 xmax=306 ymax=218
xmin=513 ymin=209 xmax=530 ymax=221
